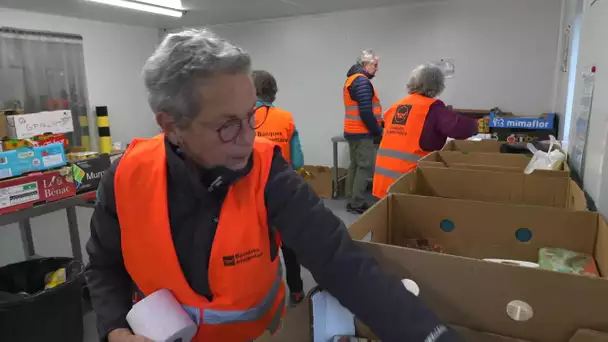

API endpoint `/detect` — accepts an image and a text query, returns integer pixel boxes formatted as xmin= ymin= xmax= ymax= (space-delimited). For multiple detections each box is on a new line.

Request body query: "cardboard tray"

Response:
xmin=388 ymin=167 xmax=586 ymax=210
xmin=347 ymin=194 xmax=608 ymax=342
xmin=419 ymin=151 xmax=570 ymax=177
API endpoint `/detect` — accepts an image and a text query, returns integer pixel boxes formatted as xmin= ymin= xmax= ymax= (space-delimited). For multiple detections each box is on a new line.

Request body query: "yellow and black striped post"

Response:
xmin=95 ymin=106 xmax=112 ymax=154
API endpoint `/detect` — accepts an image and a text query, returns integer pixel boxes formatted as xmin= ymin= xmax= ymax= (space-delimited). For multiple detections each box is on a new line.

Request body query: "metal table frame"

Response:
xmin=0 ymin=192 xmax=96 ymax=261
xmin=331 ymin=136 xmax=347 ymax=198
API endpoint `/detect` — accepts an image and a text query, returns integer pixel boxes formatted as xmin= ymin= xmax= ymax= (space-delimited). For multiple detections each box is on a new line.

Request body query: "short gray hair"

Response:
xmin=356 ymin=49 xmax=378 ymax=66
xmin=143 ymin=29 xmax=251 ymax=128
xmin=406 ymin=64 xmax=445 ymax=98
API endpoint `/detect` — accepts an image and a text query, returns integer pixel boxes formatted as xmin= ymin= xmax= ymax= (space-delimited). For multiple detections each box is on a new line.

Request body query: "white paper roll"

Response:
xmin=484 ymin=259 xmax=539 ymax=268
xmin=402 ymin=279 xmax=420 ymax=296
xmin=126 ymin=289 xmax=198 ymax=342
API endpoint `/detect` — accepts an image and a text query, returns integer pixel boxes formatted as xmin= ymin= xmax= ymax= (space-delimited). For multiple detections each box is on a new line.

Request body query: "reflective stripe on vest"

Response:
xmin=377 ymin=148 xmax=422 ymax=163
xmin=201 ymin=267 xmax=283 ymax=325
xmin=374 ymin=166 xmax=406 ymax=179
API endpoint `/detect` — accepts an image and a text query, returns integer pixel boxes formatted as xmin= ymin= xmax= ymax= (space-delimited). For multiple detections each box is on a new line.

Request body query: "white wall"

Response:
xmin=572 ymin=0 xmax=608 ymax=217
xmin=213 ymin=0 xmax=563 ymax=166
xmin=0 ymin=8 xmax=160 ymax=266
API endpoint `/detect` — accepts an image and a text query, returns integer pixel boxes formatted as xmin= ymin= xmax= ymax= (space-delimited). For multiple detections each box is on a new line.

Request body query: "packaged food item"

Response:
xmin=0 ymin=143 xmax=67 ymax=179
xmin=538 ymin=247 xmax=599 ymax=277
xmin=44 ymin=268 xmax=66 ymax=289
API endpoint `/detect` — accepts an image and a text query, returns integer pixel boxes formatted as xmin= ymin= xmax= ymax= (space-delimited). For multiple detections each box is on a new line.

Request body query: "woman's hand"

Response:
xmin=108 ymin=328 xmax=153 ymax=342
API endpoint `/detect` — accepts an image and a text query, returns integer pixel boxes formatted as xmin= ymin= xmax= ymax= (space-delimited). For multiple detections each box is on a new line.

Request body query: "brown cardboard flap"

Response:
xmin=595 ymin=216 xmax=608 ymax=277
xmin=442 ymin=140 xmax=504 ymax=153
xmin=349 ymin=199 xmax=389 ymax=243
xmin=389 ymin=195 xmax=598 ymax=261
xmin=569 ymin=329 xmax=608 ymax=342
xmin=570 ymin=180 xmax=589 ymax=211
xmin=389 ymin=168 xmax=579 ymax=209
xmin=356 ymin=241 xmax=608 ymax=342
xmin=451 ymin=325 xmax=530 ymax=342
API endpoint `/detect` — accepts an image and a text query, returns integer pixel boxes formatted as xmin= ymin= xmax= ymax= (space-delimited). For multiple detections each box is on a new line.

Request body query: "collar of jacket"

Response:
xmin=347 ymin=64 xmax=375 ymax=80
xmin=256 ymin=100 xmax=275 ymax=108
xmin=164 ymin=138 xmax=252 ymax=197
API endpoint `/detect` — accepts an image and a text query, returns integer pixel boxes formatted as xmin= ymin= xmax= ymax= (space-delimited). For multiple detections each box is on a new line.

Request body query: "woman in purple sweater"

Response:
xmin=373 ymin=64 xmax=478 ymax=198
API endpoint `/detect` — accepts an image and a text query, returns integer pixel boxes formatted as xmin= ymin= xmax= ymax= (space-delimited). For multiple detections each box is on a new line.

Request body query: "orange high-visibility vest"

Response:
xmin=255 ymin=106 xmax=295 ymax=163
xmin=373 ymin=94 xmax=437 ymax=198
xmin=343 ymin=73 xmax=382 ymax=135
xmin=115 ymin=134 xmax=285 ymax=342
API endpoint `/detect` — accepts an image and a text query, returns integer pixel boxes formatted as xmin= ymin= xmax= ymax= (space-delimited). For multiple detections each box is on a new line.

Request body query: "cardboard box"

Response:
xmin=38 ymin=166 xmax=76 ymax=202
xmin=71 ymin=154 xmax=111 ymax=194
xmin=302 ymin=165 xmax=346 ymax=199
xmin=0 ymin=174 xmax=43 ymax=214
xmin=388 ymin=167 xmax=586 ymax=210
xmin=419 ymin=151 xmax=569 ymax=177
xmin=5 ymin=110 xmax=74 ymax=139
xmin=442 ymin=140 xmax=505 ymax=153
xmin=348 ymin=194 xmax=608 ymax=342
xmin=0 ymin=143 xmax=67 ymax=180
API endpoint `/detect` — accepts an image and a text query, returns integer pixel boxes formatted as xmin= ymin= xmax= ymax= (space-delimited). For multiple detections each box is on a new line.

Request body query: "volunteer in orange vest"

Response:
xmin=85 ymin=30 xmax=461 ymax=342
xmin=343 ymin=50 xmax=383 ymax=214
xmin=373 ymin=64 xmax=478 ymax=199
xmin=252 ymin=70 xmax=305 ymax=307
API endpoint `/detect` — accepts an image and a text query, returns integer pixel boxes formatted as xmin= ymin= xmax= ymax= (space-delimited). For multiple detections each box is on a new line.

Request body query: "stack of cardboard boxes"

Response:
xmin=289 ymin=139 xmax=608 ymax=342
xmin=0 ymin=110 xmax=114 ymax=214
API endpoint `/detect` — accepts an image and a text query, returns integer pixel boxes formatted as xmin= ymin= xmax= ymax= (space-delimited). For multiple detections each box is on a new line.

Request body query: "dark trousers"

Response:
xmin=282 ymin=246 xmax=303 ymax=293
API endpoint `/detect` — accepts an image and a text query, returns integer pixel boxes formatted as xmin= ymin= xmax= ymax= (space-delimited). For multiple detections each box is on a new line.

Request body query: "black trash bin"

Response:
xmin=0 ymin=257 xmax=85 ymax=342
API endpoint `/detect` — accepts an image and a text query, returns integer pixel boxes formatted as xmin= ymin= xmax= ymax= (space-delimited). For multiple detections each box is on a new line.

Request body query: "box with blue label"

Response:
xmin=489 ymin=113 xmax=559 ymax=143
xmin=0 ymin=143 xmax=67 ymax=180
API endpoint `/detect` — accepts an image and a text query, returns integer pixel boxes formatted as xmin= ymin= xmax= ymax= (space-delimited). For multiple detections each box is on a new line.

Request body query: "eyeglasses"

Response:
xmin=215 ymin=106 xmax=269 ymax=143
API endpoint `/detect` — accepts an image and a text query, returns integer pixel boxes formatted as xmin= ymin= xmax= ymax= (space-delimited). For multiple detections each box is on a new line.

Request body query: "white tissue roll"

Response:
xmin=402 ymin=279 xmax=420 ymax=296
xmin=126 ymin=289 xmax=198 ymax=342
xmin=484 ymin=259 xmax=539 ymax=268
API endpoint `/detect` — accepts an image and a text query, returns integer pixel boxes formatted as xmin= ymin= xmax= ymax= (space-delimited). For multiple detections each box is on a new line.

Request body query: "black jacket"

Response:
xmin=345 ymin=64 xmax=383 ymax=139
xmin=85 ymin=140 xmax=458 ymax=342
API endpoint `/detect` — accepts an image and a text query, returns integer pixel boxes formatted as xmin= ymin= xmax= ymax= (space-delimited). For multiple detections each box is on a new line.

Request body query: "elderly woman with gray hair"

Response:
xmin=84 ymin=31 xmax=460 ymax=342
xmin=373 ymin=63 xmax=477 ymax=198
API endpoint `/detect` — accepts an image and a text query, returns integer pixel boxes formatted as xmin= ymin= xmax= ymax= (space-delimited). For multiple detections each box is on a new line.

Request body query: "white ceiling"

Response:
xmin=0 ymin=0 xmax=428 ymax=28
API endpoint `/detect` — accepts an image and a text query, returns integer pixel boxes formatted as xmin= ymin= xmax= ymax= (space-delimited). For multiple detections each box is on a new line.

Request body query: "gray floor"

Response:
xmin=83 ymin=198 xmax=360 ymax=342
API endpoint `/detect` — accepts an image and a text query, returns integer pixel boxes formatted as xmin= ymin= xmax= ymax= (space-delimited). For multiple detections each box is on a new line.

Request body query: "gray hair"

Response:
xmin=143 ymin=29 xmax=251 ymax=128
xmin=356 ymin=49 xmax=378 ymax=66
xmin=406 ymin=64 xmax=446 ymax=98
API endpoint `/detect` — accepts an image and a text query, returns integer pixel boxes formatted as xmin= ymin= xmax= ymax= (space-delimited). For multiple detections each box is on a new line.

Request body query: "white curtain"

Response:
xmin=0 ymin=27 xmax=90 ymax=147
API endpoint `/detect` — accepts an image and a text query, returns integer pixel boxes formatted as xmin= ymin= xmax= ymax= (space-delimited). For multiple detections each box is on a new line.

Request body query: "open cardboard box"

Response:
xmin=347 ymin=194 xmax=608 ymax=342
xmin=419 ymin=150 xmax=570 ymax=177
xmin=388 ymin=167 xmax=586 ymax=210
xmin=302 ymin=165 xmax=346 ymax=199
xmin=442 ymin=140 xmax=506 ymax=153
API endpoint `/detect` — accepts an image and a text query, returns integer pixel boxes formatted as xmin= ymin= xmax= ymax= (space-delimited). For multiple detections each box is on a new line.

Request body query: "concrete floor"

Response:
xmin=83 ymin=198 xmax=360 ymax=342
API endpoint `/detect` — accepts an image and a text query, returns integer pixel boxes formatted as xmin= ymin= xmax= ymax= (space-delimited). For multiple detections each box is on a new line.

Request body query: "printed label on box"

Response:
xmin=42 ymin=154 xmax=64 ymax=167
xmin=489 ymin=113 xmax=555 ymax=130
xmin=0 ymin=182 xmax=40 ymax=209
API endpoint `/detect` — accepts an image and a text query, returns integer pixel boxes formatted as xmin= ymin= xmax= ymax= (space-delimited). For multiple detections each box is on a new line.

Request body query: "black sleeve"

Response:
xmin=349 ymin=76 xmax=383 ymax=137
xmin=264 ymin=148 xmax=459 ymax=342
xmin=84 ymin=160 xmax=133 ymax=342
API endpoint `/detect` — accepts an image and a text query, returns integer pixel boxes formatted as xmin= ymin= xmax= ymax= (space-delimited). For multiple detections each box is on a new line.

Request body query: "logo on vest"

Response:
xmin=256 ymin=131 xmax=289 ymax=143
xmin=223 ymin=248 xmax=264 ymax=266
xmin=392 ymin=105 xmax=412 ymax=125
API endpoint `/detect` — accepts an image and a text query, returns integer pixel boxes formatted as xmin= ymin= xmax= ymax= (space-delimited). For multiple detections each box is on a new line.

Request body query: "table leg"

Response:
xmin=66 ymin=206 xmax=83 ymax=261
xmin=332 ymin=141 xmax=339 ymax=198
xmin=18 ymin=219 xmax=35 ymax=259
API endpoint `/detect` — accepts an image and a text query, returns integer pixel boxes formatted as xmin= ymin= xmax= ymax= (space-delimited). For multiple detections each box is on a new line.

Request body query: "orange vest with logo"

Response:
xmin=255 ymin=106 xmax=295 ymax=163
xmin=373 ymin=94 xmax=437 ymax=198
xmin=343 ymin=73 xmax=382 ymax=135
xmin=115 ymin=134 xmax=286 ymax=342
